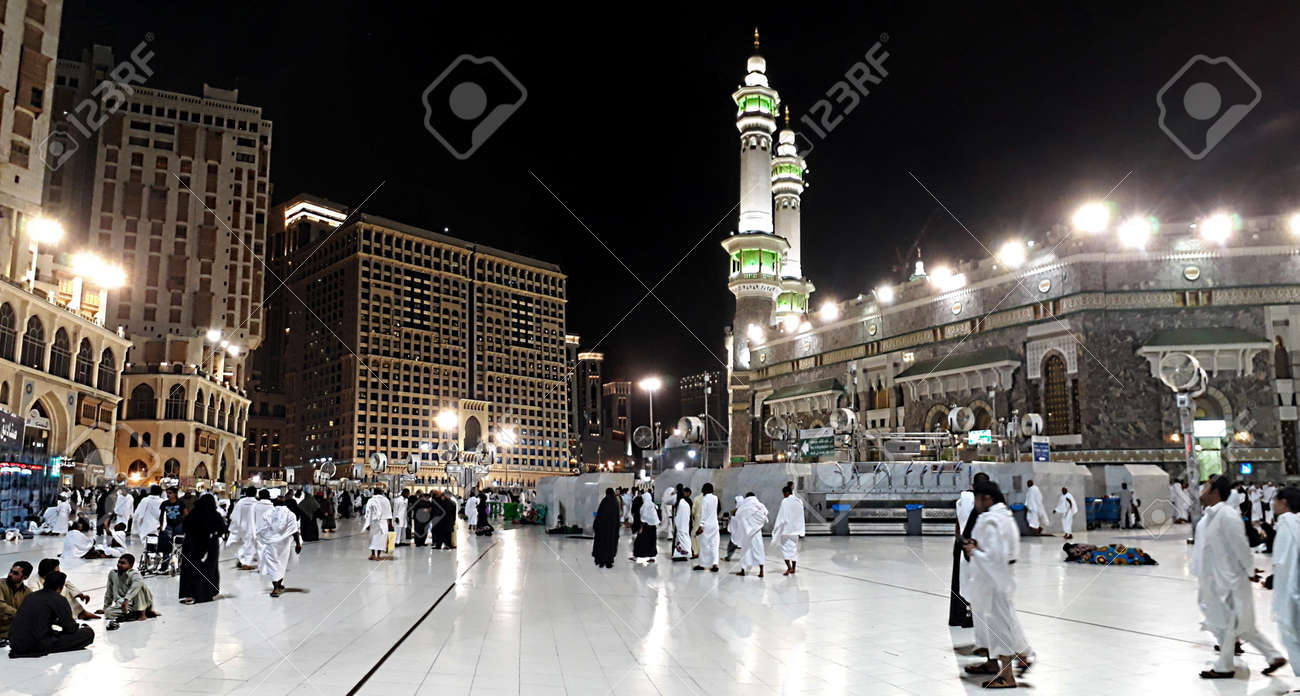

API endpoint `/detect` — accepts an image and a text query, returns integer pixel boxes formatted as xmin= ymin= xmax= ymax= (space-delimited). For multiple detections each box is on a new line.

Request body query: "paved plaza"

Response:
xmin=0 ymin=520 xmax=1295 ymax=695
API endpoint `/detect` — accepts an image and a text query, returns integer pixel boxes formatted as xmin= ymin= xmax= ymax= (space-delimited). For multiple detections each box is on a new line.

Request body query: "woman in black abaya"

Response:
xmin=592 ymin=488 xmax=620 ymax=568
xmin=179 ymin=493 xmax=227 ymax=604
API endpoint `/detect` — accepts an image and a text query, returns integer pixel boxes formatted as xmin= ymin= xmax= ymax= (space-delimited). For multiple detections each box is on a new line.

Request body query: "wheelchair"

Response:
xmin=140 ymin=531 xmax=185 ymax=577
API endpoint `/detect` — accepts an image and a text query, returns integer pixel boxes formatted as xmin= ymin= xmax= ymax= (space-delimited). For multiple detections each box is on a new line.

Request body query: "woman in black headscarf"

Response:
xmin=179 ymin=493 xmax=227 ymax=604
xmin=291 ymin=496 xmax=320 ymax=542
xmin=592 ymin=488 xmax=620 ymax=568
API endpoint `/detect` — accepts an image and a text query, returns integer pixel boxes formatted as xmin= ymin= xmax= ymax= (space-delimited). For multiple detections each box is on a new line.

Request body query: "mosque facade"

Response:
xmin=723 ymin=34 xmax=1300 ymax=481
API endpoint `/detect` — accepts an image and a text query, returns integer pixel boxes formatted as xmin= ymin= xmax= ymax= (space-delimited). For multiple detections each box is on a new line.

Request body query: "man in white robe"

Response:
xmin=113 ymin=486 xmax=135 ymax=534
xmin=62 ymin=524 xmax=97 ymax=558
xmin=1171 ymin=482 xmax=1190 ymax=523
xmin=1270 ymin=486 xmax=1300 ymax=674
xmin=1263 ymin=483 xmax=1278 ymax=524
xmin=771 ymin=483 xmax=805 ymax=575
xmin=40 ymin=496 xmax=71 ymax=535
xmin=661 ymin=487 xmax=677 ymax=540
xmin=132 ymin=485 xmax=165 ymax=542
xmin=1249 ymin=485 xmax=1264 ymax=523
xmin=1023 ymin=480 xmax=1044 ymax=535
xmin=363 ymin=488 xmax=394 ymax=560
xmin=229 ymin=489 xmax=272 ymax=570
xmin=393 ymin=489 xmax=410 ymax=546
xmin=963 ymin=480 xmax=1031 ymax=688
xmin=694 ymin=483 xmax=720 ymax=572
xmin=731 ymin=493 xmax=768 ymax=577
xmin=1054 ymin=487 xmax=1077 ymax=539
xmin=256 ymin=499 xmax=301 ymax=597
xmin=465 ymin=492 xmax=480 ymax=530
xmin=672 ymin=489 xmax=692 ymax=561
xmin=1195 ymin=477 xmax=1287 ymax=678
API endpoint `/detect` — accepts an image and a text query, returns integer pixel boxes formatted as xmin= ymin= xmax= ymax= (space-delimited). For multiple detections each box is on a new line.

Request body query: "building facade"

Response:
xmin=260 ymin=194 xmax=568 ymax=488
xmin=724 ymin=38 xmax=1300 ymax=480
xmin=43 ymin=58 xmax=271 ymax=486
xmin=0 ymin=0 xmax=62 ymax=283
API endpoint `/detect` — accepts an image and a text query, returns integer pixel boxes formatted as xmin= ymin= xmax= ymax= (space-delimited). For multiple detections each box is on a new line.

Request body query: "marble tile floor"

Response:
xmin=0 ymin=519 xmax=1296 ymax=695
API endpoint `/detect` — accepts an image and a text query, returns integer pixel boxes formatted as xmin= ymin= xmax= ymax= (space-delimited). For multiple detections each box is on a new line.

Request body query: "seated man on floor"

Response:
xmin=6 ymin=571 xmax=94 ymax=657
xmin=37 ymin=558 xmax=97 ymax=621
xmin=102 ymin=554 xmax=158 ymax=629
xmin=1062 ymin=542 xmax=1158 ymax=565
xmin=0 ymin=561 xmax=33 ymax=646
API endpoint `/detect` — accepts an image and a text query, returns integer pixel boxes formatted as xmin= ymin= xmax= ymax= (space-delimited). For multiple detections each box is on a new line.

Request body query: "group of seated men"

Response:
xmin=0 ymin=553 xmax=158 ymax=657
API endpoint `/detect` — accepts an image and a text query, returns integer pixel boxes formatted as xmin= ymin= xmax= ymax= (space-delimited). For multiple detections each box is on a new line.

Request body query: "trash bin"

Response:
xmin=905 ymin=504 xmax=923 ymax=536
xmin=1011 ymin=504 xmax=1029 ymax=534
xmin=831 ymin=504 xmax=851 ymax=536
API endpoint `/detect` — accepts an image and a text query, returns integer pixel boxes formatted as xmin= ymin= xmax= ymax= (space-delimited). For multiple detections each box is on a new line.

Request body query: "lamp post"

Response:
xmin=497 ymin=426 xmax=517 ymax=489
xmin=436 ymin=408 xmax=458 ymax=491
xmin=638 ymin=376 xmax=662 ymax=449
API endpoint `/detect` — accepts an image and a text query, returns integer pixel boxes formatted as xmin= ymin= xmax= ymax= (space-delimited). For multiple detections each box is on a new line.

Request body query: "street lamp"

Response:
xmin=638 ymin=377 xmax=662 ymax=449
xmin=435 ymin=409 xmax=458 ymax=432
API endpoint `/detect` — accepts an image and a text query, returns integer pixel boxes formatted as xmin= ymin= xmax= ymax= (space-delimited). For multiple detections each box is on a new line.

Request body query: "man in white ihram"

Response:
xmin=465 ymin=491 xmax=479 ymax=531
xmin=256 ymin=497 xmax=301 ymax=598
xmin=1171 ymin=481 xmax=1190 ymax=523
xmin=1263 ymin=482 xmax=1278 ymax=524
xmin=392 ymin=489 xmax=409 ymax=547
xmin=672 ymin=488 xmax=692 ymax=561
xmin=1053 ymin=487 xmax=1077 ymax=540
xmin=771 ymin=482 xmax=805 ymax=576
xmin=963 ymin=480 xmax=1032 ymax=689
xmin=40 ymin=494 xmax=72 ymax=535
xmin=1023 ymin=480 xmax=1044 ymax=535
xmin=230 ymin=489 xmax=272 ymax=570
xmin=1195 ymin=476 xmax=1286 ymax=679
xmin=693 ymin=483 xmax=720 ymax=572
xmin=731 ymin=493 xmax=768 ymax=578
xmin=363 ymin=487 xmax=394 ymax=561
xmin=1269 ymin=486 xmax=1300 ymax=676
xmin=132 ymin=485 xmax=164 ymax=542
xmin=113 ymin=485 xmax=135 ymax=535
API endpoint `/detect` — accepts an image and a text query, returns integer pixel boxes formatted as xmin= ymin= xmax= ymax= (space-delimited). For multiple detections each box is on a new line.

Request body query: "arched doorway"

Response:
xmin=127 ymin=459 xmax=148 ymax=483
xmin=464 ymin=415 xmax=482 ymax=450
xmin=163 ymin=458 xmax=180 ymax=477
xmin=71 ymin=439 xmax=103 ymax=487
xmin=193 ymin=462 xmax=210 ymax=480
xmin=218 ymin=453 xmax=228 ymax=483
xmin=1192 ymin=394 xmax=1227 ymax=479
xmin=23 ymin=401 xmax=51 ymax=454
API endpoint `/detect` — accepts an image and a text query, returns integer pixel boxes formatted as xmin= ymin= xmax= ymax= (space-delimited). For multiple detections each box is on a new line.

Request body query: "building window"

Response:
xmin=74 ymin=339 xmax=94 ymax=386
xmin=1043 ymin=354 xmax=1071 ymax=436
xmin=0 ymin=305 xmax=15 ymax=361
xmin=20 ymin=316 xmax=44 ymax=370
xmin=165 ymin=385 xmax=186 ymax=419
xmin=98 ymin=348 xmax=117 ymax=394
xmin=48 ymin=329 xmax=71 ymax=379
xmin=129 ymin=384 xmax=156 ymax=420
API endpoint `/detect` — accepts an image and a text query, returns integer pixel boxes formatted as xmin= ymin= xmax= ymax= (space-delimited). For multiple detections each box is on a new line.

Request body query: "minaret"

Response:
xmin=722 ymin=29 xmax=789 ymax=464
xmin=772 ymin=106 xmax=814 ymax=330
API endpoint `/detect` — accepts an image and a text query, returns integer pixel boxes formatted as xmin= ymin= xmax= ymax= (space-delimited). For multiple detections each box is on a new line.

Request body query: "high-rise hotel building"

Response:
xmin=44 ymin=48 xmax=271 ymax=486
xmin=259 ymin=194 xmax=568 ymax=487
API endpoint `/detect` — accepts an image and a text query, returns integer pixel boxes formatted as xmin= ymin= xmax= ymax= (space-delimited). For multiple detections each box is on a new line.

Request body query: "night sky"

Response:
xmin=63 ymin=2 xmax=1300 ymax=426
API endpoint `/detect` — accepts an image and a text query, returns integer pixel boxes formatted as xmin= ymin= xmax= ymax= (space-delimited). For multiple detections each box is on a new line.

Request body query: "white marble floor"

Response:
xmin=0 ymin=519 xmax=1296 ymax=695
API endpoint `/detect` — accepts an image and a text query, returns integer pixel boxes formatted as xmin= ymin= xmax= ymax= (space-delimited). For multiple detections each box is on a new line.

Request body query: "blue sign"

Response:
xmin=1031 ymin=436 xmax=1050 ymax=463
xmin=1239 ymin=462 xmax=1254 ymax=476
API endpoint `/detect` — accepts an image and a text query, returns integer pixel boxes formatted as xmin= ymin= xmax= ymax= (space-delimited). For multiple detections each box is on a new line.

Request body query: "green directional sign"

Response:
xmin=798 ymin=427 xmax=835 ymax=458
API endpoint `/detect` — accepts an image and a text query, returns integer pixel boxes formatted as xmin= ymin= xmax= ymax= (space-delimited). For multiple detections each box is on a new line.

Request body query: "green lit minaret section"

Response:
xmin=772 ymin=106 xmax=813 ymax=331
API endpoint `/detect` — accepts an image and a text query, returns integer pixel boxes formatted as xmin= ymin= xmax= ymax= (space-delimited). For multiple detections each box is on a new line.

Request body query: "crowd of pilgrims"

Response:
xmin=944 ymin=472 xmax=1300 ymax=689
xmin=590 ymin=481 xmax=807 ymax=578
xmin=0 ymin=483 xmax=530 ymax=659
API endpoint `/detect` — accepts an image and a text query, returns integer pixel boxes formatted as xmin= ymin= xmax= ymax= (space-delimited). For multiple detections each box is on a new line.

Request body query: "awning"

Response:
xmin=895 ymin=346 xmax=1021 ymax=401
xmin=1137 ymin=327 xmax=1270 ymax=378
xmin=762 ymin=378 xmax=844 ymax=417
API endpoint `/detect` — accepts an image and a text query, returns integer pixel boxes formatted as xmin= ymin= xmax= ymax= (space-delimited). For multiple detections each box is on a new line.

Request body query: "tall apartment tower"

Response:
xmin=576 ymin=350 xmax=603 ymax=438
xmin=602 ymin=379 xmax=631 ymax=439
xmin=43 ymin=49 xmax=272 ymax=486
xmin=0 ymin=0 xmax=63 ymax=282
xmin=258 ymin=194 xmax=568 ymax=489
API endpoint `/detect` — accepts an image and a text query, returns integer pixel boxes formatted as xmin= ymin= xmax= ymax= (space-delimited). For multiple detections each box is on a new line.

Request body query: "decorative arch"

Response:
xmin=165 ymin=384 xmax=186 ymax=419
xmin=163 ymin=458 xmax=181 ymax=476
xmin=0 ymin=303 xmax=15 ymax=360
xmin=193 ymin=462 xmax=210 ymax=479
xmin=97 ymin=347 xmax=117 ymax=394
xmin=20 ymin=316 xmax=45 ymax=369
xmin=48 ymin=328 xmax=71 ymax=379
xmin=74 ymin=338 xmax=95 ymax=386
xmin=128 ymin=384 xmax=156 ymax=420
xmin=1042 ymin=353 xmax=1070 ymax=436
xmin=128 ymin=460 xmax=148 ymax=480
xmin=923 ymin=403 xmax=950 ymax=433
xmin=194 ymin=389 xmax=205 ymax=424
xmin=27 ymin=393 xmax=69 ymax=454
xmin=968 ymin=398 xmax=995 ymax=431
